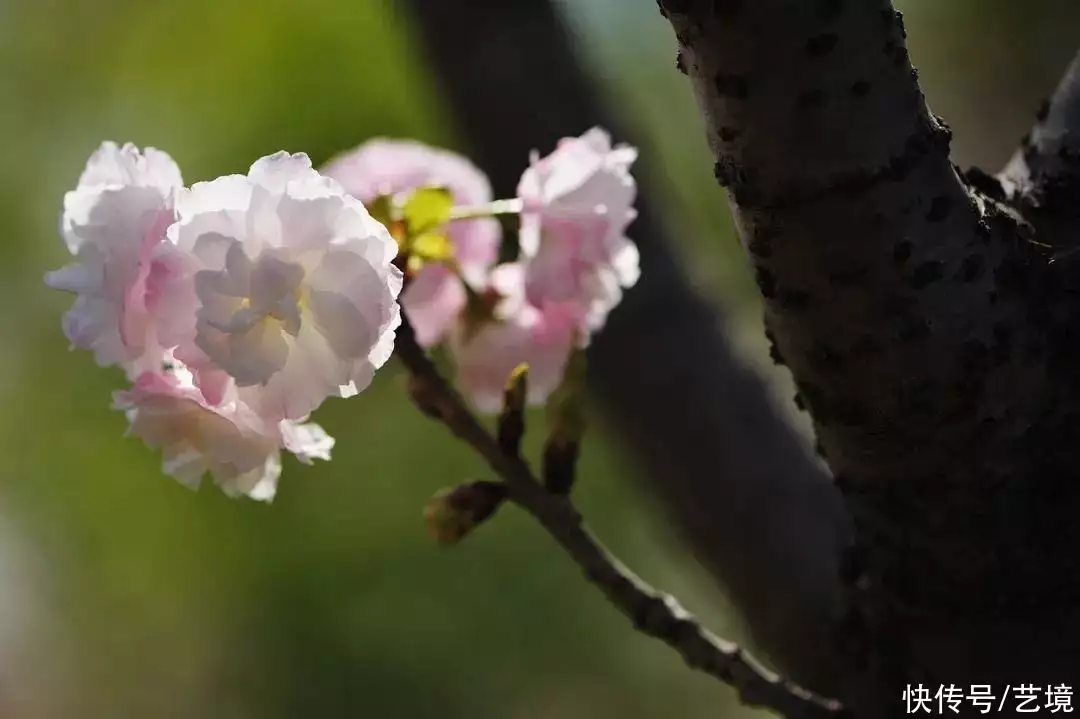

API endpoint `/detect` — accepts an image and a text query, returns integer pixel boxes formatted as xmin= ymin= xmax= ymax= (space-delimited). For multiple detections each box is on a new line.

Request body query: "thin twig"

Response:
xmin=395 ymin=317 xmax=844 ymax=719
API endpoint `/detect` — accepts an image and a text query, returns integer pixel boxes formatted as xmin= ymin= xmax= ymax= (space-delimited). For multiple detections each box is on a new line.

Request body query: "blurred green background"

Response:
xmin=2 ymin=1 xmax=1077 ymax=716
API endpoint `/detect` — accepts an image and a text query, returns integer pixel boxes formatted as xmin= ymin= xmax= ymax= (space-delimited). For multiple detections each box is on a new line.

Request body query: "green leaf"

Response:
xmin=410 ymin=233 xmax=455 ymax=262
xmin=402 ymin=186 xmax=454 ymax=237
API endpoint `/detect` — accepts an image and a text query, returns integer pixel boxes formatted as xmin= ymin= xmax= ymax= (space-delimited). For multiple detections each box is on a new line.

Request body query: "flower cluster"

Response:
xmin=46 ymin=144 xmax=402 ymax=499
xmin=47 ymin=128 xmax=639 ymax=499
xmin=324 ymin=127 xmax=639 ymax=413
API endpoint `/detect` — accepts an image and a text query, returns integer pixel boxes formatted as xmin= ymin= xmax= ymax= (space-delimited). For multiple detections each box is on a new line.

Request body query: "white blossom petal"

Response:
xmin=449 ymin=266 xmax=579 ymax=412
xmin=515 ymin=128 xmax=640 ymax=335
xmin=280 ymin=421 xmax=335 ymax=465
xmin=46 ymin=143 xmax=186 ymax=377
xmin=400 ymin=264 xmax=467 ymax=348
xmin=173 ymin=152 xmax=403 ymax=420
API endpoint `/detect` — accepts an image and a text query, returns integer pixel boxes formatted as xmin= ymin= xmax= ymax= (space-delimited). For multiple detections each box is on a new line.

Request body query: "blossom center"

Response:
xmin=194 ymin=242 xmax=312 ymax=386
xmin=200 ymin=250 xmax=307 ymax=337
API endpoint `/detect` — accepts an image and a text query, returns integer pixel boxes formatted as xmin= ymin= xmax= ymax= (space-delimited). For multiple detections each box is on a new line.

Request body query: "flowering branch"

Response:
xmin=394 ymin=315 xmax=843 ymax=719
xmin=45 ymin=125 xmax=838 ymax=717
xmin=402 ymin=0 xmax=849 ymax=694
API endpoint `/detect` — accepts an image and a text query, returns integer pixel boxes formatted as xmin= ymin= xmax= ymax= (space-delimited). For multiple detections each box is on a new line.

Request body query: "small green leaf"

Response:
xmin=402 ymin=186 xmax=454 ymax=236
xmin=497 ymin=363 xmax=529 ymax=454
xmin=411 ymin=233 xmax=455 ymax=263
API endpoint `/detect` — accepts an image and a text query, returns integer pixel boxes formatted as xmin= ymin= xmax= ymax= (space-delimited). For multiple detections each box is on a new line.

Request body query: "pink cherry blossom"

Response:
xmin=398 ymin=263 xmax=468 ymax=348
xmin=47 ymin=143 xmax=422 ymax=497
xmin=170 ymin=152 xmax=403 ymax=422
xmin=45 ymin=142 xmax=190 ymax=377
xmin=114 ymin=360 xmax=334 ymax=501
xmin=449 ymin=264 xmax=583 ymax=412
xmin=516 ymin=127 xmax=640 ymax=329
xmin=323 ymin=139 xmax=503 ymax=348
xmin=323 ymin=139 xmax=500 ymax=285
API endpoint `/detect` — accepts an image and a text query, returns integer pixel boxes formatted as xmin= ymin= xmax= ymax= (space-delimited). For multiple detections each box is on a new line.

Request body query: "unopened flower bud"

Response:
xmin=424 ymin=481 xmax=508 ymax=545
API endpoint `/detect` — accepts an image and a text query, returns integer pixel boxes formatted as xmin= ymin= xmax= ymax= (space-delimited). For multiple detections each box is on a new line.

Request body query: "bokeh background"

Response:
xmin=1 ymin=1 xmax=1078 ymax=716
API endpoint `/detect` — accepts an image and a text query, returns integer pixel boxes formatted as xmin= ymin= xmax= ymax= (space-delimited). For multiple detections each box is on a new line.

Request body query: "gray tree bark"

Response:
xmin=401 ymin=0 xmax=850 ymax=696
xmin=658 ymin=0 xmax=1080 ymax=715
xmin=1002 ymin=50 xmax=1080 ymax=249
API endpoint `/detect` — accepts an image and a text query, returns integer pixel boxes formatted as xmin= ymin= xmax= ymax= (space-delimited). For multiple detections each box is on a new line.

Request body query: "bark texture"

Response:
xmin=402 ymin=0 xmax=850 ymax=695
xmin=659 ymin=0 xmax=1080 ymax=715
xmin=1003 ymin=50 xmax=1080 ymax=250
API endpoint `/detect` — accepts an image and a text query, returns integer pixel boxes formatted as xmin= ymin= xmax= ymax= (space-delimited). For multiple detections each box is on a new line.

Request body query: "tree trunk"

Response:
xmin=658 ymin=0 xmax=1080 ymax=715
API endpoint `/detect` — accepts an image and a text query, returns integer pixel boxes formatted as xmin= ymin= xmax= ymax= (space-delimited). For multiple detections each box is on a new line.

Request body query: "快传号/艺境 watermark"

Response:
xmin=903 ymin=684 xmax=1073 ymax=714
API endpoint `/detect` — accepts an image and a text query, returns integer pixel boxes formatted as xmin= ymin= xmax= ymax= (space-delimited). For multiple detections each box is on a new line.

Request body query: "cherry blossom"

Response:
xmin=516 ymin=127 xmax=640 ymax=329
xmin=449 ymin=264 xmax=583 ymax=412
xmin=115 ymin=360 xmax=334 ymax=501
xmin=323 ymin=140 xmax=501 ymax=347
xmin=323 ymin=139 xmax=500 ymax=285
xmin=45 ymin=142 xmax=190 ymax=376
xmin=170 ymin=152 xmax=403 ymax=422
xmin=47 ymin=129 xmax=644 ymax=486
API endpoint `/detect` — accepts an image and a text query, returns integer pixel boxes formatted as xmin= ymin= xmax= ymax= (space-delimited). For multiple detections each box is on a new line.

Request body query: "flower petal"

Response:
xmin=401 ymin=264 xmax=467 ymax=348
xmin=281 ymin=421 xmax=335 ymax=465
